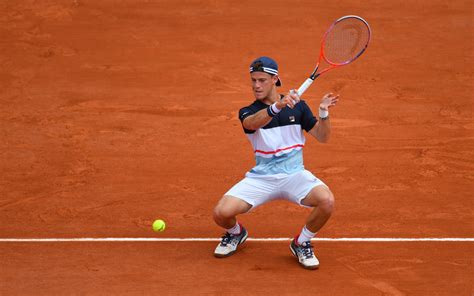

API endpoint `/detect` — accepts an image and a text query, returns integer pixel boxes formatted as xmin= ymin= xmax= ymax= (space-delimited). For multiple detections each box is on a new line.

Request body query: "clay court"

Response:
xmin=1 ymin=0 xmax=473 ymax=295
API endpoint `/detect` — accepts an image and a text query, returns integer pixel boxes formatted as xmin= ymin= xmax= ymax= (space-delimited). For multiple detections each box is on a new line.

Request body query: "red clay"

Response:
xmin=1 ymin=242 xmax=472 ymax=295
xmin=1 ymin=0 xmax=473 ymax=295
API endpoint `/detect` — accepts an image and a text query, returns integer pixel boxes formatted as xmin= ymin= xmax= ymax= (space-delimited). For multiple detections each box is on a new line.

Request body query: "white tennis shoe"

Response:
xmin=290 ymin=238 xmax=320 ymax=270
xmin=214 ymin=227 xmax=248 ymax=258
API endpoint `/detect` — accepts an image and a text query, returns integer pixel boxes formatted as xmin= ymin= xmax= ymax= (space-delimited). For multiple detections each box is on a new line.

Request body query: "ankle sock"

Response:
xmin=297 ymin=225 xmax=316 ymax=245
xmin=226 ymin=222 xmax=241 ymax=235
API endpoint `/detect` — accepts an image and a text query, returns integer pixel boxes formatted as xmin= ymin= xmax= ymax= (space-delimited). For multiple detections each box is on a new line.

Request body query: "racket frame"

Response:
xmin=297 ymin=15 xmax=371 ymax=96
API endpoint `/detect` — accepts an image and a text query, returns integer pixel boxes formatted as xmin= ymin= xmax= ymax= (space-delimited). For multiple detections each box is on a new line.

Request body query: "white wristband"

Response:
xmin=271 ymin=103 xmax=281 ymax=114
xmin=319 ymin=108 xmax=329 ymax=119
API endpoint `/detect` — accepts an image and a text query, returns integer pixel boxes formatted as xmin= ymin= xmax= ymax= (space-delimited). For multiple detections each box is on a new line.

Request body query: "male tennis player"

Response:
xmin=213 ymin=56 xmax=339 ymax=270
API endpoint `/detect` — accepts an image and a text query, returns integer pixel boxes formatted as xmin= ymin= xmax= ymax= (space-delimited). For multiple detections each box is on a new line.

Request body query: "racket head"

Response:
xmin=321 ymin=15 xmax=371 ymax=66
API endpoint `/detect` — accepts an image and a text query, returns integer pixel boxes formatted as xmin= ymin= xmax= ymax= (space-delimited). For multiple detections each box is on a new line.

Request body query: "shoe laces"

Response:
xmin=220 ymin=232 xmax=233 ymax=246
xmin=300 ymin=241 xmax=314 ymax=259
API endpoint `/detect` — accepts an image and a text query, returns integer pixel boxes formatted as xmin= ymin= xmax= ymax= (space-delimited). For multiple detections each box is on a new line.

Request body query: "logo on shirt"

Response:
xmin=289 ymin=116 xmax=295 ymax=122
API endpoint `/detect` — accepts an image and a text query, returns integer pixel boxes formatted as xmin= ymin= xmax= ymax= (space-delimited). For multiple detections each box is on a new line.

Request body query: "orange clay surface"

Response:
xmin=0 ymin=0 xmax=472 ymax=295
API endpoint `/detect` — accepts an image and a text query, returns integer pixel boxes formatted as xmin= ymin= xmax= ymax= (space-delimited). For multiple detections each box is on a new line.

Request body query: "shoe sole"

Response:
xmin=289 ymin=242 xmax=319 ymax=270
xmin=214 ymin=231 xmax=248 ymax=258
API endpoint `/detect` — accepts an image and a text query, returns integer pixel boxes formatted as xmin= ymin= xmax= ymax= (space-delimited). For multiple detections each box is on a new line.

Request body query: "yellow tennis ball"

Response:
xmin=153 ymin=219 xmax=166 ymax=232
xmin=152 ymin=219 xmax=166 ymax=232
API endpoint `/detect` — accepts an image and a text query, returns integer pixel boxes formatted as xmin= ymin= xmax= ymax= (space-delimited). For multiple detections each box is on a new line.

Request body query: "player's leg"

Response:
xmin=300 ymin=185 xmax=335 ymax=234
xmin=213 ymin=175 xmax=277 ymax=258
xmin=291 ymin=185 xmax=334 ymax=269
xmin=283 ymin=170 xmax=334 ymax=269
xmin=213 ymin=195 xmax=252 ymax=229
xmin=213 ymin=195 xmax=252 ymax=258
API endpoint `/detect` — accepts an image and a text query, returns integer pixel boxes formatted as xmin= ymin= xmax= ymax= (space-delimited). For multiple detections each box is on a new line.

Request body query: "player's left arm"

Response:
xmin=308 ymin=93 xmax=339 ymax=143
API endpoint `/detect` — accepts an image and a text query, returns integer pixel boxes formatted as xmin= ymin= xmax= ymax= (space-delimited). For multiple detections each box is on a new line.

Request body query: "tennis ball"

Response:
xmin=152 ymin=219 xmax=166 ymax=232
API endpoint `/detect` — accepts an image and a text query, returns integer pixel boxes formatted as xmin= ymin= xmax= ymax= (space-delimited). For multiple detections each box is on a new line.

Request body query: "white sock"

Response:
xmin=297 ymin=225 xmax=316 ymax=245
xmin=226 ymin=222 xmax=241 ymax=235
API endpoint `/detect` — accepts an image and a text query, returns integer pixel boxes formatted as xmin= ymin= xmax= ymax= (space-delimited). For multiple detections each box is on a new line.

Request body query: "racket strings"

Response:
xmin=323 ymin=18 xmax=370 ymax=65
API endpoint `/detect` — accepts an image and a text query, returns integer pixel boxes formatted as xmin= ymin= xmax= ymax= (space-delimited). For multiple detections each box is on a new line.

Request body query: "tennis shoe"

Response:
xmin=290 ymin=238 xmax=320 ymax=270
xmin=214 ymin=226 xmax=248 ymax=258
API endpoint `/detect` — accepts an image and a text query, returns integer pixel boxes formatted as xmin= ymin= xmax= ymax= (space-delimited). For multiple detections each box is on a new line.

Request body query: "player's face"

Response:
xmin=251 ymin=72 xmax=277 ymax=100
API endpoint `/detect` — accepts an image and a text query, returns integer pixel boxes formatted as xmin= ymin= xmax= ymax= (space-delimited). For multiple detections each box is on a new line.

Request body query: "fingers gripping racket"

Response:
xmin=297 ymin=15 xmax=372 ymax=96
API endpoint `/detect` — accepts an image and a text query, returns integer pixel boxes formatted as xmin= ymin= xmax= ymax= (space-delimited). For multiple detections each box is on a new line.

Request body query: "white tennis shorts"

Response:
xmin=224 ymin=169 xmax=327 ymax=209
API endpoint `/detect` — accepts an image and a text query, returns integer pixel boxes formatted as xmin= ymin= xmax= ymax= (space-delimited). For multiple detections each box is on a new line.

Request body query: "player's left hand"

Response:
xmin=319 ymin=93 xmax=339 ymax=110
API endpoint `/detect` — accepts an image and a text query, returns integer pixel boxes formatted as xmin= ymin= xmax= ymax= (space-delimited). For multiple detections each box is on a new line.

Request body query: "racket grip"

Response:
xmin=297 ymin=78 xmax=314 ymax=96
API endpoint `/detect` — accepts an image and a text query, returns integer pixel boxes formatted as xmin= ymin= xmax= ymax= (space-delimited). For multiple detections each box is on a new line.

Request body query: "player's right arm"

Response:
xmin=242 ymin=109 xmax=272 ymax=131
xmin=242 ymin=91 xmax=299 ymax=131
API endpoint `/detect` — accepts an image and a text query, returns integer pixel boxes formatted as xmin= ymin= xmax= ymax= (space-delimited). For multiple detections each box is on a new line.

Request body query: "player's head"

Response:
xmin=249 ymin=56 xmax=281 ymax=100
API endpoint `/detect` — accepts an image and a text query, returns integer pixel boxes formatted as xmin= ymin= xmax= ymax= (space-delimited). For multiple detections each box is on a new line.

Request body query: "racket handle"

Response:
xmin=297 ymin=78 xmax=314 ymax=96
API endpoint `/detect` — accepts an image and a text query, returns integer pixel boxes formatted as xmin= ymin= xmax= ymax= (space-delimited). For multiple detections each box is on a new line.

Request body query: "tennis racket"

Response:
xmin=297 ymin=15 xmax=372 ymax=96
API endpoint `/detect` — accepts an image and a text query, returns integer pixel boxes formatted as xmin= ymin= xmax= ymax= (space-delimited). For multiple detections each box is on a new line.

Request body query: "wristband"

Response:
xmin=319 ymin=107 xmax=329 ymax=119
xmin=267 ymin=103 xmax=281 ymax=117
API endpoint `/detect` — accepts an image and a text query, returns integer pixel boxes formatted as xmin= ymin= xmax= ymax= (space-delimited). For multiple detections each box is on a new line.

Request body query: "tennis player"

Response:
xmin=213 ymin=56 xmax=339 ymax=270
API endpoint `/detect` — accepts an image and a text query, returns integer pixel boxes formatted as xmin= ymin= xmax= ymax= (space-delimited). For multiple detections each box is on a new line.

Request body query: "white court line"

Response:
xmin=0 ymin=238 xmax=473 ymax=242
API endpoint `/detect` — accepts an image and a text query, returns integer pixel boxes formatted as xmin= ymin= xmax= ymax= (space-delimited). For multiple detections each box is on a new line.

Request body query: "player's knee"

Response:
xmin=213 ymin=204 xmax=233 ymax=221
xmin=213 ymin=206 xmax=223 ymax=222
xmin=320 ymin=191 xmax=335 ymax=214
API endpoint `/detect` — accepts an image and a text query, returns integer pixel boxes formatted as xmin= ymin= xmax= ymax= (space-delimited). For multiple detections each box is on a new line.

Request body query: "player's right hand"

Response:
xmin=277 ymin=89 xmax=300 ymax=109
